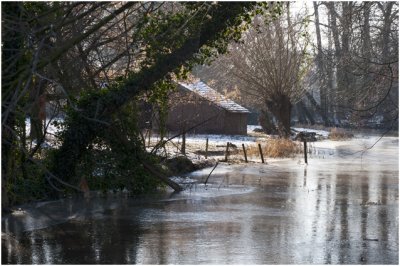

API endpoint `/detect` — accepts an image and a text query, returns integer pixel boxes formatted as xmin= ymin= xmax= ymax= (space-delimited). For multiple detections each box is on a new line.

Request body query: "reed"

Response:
xmin=245 ymin=139 xmax=301 ymax=158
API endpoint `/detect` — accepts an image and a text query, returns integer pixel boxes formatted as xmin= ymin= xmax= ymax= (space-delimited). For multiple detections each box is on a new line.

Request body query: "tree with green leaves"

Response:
xmin=2 ymin=2 xmax=278 ymax=208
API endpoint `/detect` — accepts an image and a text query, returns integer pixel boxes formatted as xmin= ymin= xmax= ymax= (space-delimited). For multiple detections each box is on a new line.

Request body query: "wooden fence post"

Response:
xmin=242 ymin=143 xmax=248 ymax=163
xmin=225 ymin=142 xmax=230 ymax=162
xmin=303 ymin=140 xmax=308 ymax=164
xmin=205 ymin=138 xmax=209 ymax=159
xmin=258 ymin=143 xmax=265 ymax=163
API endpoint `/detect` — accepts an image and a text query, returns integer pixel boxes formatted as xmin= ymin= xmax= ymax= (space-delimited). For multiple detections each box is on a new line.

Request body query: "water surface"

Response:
xmin=2 ymin=137 xmax=398 ymax=264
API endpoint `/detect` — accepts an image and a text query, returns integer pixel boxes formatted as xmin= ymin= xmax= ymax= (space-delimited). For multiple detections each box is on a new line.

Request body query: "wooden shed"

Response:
xmin=158 ymin=81 xmax=249 ymax=135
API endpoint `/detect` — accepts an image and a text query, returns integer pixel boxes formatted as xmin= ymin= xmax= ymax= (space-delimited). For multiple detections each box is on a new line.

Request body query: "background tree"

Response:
xmin=196 ymin=4 xmax=311 ymax=137
xmin=310 ymin=2 xmax=398 ymax=128
xmin=197 ymin=2 xmax=398 ymax=132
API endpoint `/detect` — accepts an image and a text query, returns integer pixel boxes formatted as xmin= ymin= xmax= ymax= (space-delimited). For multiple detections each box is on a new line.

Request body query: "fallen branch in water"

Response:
xmin=204 ymin=161 xmax=219 ymax=185
xmin=141 ymin=161 xmax=183 ymax=192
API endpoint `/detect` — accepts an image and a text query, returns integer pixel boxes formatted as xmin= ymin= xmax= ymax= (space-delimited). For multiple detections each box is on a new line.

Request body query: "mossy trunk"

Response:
xmin=50 ymin=3 xmax=257 ymax=191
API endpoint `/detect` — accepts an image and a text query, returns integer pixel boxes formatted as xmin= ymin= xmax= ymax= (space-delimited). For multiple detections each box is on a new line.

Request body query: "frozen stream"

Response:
xmin=2 ymin=136 xmax=399 ymax=264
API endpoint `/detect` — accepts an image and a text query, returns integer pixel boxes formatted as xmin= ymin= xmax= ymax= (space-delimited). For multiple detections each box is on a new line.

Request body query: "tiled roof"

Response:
xmin=178 ymin=81 xmax=250 ymax=114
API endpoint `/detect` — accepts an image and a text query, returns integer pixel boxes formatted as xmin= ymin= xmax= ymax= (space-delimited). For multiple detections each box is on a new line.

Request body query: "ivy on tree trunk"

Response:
xmin=50 ymin=3 xmax=261 ymax=191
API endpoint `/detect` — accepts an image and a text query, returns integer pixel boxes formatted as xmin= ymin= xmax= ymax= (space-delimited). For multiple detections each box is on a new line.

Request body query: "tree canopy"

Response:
xmin=2 ymin=1 xmax=276 ymax=208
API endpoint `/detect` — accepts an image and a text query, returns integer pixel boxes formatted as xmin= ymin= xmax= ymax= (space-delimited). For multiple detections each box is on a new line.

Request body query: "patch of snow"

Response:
xmin=292 ymin=127 xmax=330 ymax=138
xmin=247 ymin=125 xmax=262 ymax=132
xmin=179 ymin=81 xmax=250 ymax=113
xmin=184 ymin=133 xmax=258 ymax=146
xmin=248 ymin=125 xmax=330 ymax=138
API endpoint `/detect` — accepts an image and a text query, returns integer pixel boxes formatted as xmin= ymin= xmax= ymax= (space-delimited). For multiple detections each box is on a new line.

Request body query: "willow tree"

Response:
xmin=201 ymin=4 xmax=311 ymax=137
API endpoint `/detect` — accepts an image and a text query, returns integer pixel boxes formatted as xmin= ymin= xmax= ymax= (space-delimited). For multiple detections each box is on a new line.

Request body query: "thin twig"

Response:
xmin=204 ymin=161 xmax=219 ymax=185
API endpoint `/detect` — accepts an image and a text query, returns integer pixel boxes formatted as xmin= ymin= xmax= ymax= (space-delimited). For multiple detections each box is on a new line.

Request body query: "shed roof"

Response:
xmin=178 ymin=81 xmax=250 ymax=114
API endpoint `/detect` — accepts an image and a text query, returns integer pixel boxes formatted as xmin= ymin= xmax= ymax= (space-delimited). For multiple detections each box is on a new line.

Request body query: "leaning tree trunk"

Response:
xmin=49 ymin=3 xmax=258 ymax=191
xmin=266 ymin=94 xmax=292 ymax=138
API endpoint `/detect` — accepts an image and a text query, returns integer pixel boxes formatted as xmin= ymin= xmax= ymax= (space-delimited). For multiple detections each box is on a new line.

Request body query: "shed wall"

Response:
xmin=154 ymin=89 xmax=248 ymax=135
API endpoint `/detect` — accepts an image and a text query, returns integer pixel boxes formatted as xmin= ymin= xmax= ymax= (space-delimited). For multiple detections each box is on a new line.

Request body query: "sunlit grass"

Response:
xmin=245 ymin=139 xmax=302 ymax=158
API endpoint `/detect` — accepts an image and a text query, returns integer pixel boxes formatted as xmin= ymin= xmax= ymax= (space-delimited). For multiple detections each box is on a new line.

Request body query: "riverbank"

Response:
xmin=2 ymin=134 xmax=398 ymax=264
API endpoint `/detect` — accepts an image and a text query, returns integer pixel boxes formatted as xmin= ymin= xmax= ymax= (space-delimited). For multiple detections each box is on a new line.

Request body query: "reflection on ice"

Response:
xmin=2 ymin=137 xmax=398 ymax=264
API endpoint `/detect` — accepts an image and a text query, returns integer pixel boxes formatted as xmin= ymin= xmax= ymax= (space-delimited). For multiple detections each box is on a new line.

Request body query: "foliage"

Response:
xmin=72 ymin=102 xmax=165 ymax=194
xmin=1 ymin=2 xmax=280 ymax=207
xmin=7 ymin=170 xmax=48 ymax=205
xmin=4 ymin=153 xmax=52 ymax=205
xmin=148 ymin=80 xmax=177 ymax=140
xmin=48 ymin=2 xmax=270 ymax=190
xmin=78 ymin=147 xmax=165 ymax=195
